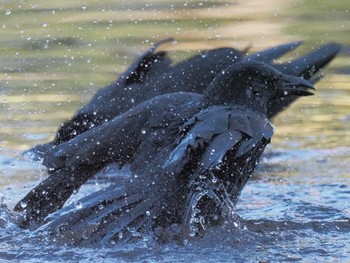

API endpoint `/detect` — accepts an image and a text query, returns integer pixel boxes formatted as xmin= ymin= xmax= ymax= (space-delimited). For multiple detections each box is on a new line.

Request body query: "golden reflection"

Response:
xmin=0 ymin=0 xmax=349 ymax=153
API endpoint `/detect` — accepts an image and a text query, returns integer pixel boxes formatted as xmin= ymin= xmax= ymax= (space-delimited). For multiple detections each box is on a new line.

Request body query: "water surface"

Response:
xmin=0 ymin=0 xmax=350 ymax=262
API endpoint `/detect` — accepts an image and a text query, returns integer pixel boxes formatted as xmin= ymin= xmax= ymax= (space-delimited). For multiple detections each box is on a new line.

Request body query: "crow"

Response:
xmin=26 ymin=39 xmax=306 ymax=159
xmin=15 ymin=62 xmax=314 ymax=245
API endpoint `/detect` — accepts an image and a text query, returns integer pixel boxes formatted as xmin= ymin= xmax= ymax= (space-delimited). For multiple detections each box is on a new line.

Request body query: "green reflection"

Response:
xmin=0 ymin=0 xmax=349 ymax=153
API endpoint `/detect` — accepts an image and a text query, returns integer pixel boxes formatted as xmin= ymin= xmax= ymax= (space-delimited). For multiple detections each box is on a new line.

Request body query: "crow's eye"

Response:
xmin=247 ymin=84 xmax=262 ymax=97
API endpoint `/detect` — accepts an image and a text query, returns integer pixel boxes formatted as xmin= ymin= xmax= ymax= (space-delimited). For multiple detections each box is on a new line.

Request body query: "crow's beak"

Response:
xmin=279 ymin=74 xmax=315 ymax=96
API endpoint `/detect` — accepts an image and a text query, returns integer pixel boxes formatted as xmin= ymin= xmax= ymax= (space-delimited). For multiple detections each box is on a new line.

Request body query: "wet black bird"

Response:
xmin=26 ymin=39 xmax=307 ymax=159
xmin=15 ymin=62 xmax=314 ymax=245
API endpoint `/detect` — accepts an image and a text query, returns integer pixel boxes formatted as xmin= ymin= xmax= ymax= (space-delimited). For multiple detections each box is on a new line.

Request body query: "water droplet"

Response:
xmin=20 ymin=201 xmax=27 ymax=209
xmin=98 ymin=204 xmax=104 ymax=210
xmin=75 ymin=202 xmax=83 ymax=209
xmin=141 ymin=129 xmax=146 ymax=134
xmin=146 ymin=211 xmax=151 ymax=216
xmin=199 ymin=174 xmax=206 ymax=180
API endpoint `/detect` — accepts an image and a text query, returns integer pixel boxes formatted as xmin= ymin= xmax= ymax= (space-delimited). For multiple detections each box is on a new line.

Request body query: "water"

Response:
xmin=1 ymin=0 xmax=350 ymax=262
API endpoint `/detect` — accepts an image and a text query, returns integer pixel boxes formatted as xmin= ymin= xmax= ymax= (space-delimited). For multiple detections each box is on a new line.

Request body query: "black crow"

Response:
xmin=15 ymin=62 xmax=314 ymax=245
xmin=26 ymin=40 xmax=304 ymax=159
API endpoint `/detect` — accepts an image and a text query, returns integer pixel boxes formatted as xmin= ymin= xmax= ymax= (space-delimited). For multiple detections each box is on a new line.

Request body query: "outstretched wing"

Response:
xmin=22 ymin=105 xmax=272 ymax=242
xmin=14 ymin=106 xmax=150 ymax=226
xmin=25 ymin=39 xmax=175 ymax=160
xmin=15 ymin=92 xmax=200 ymax=225
xmin=164 ymin=106 xmax=273 ymax=194
xmin=35 ymin=183 xmax=151 ymax=246
xmin=163 ymin=106 xmax=273 ymax=238
xmin=164 ymin=106 xmax=266 ymax=169
xmin=245 ymin=41 xmax=303 ymax=63
xmin=58 ymin=38 xmax=174 ymax=137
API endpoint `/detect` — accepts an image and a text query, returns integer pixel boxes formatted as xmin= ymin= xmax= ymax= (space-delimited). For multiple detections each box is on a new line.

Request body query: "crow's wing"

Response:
xmin=24 ymin=106 xmax=273 ymax=244
xmin=14 ymin=104 xmax=151 ymax=226
xmin=25 ymin=39 xmax=175 ymax=160
xmin=164 ymin=106 xmax=266 ymax=168
xmin=35 ymin=183 xmax=151 ymax=246
xmin=15 ymin=92 xmax=200 ymax=225
xmin=163 ymin=106 xmax=273 ymax=237
xmin=48 ymin=92 xmax=199 ymax=171
xmin=245 ymin=41 xmax=303 ymax=63
xmin=33 ymin=106 xmax=273 ymax=245
xmin=120 ymin=38 xmax=174 ymax=85
xmin=275 ymin=42 xmax=341 ymax=80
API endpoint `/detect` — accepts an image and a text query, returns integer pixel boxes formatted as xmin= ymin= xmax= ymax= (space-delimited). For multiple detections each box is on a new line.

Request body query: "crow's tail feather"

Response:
xmin=35 ymin=184 xmax=154 ymax=246
xmin=14 ymin=168 xmax=91 ymax=228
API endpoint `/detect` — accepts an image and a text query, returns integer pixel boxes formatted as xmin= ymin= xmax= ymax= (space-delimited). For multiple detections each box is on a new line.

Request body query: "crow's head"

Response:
xmin=203 ymin=61 xmax=314 ymax=114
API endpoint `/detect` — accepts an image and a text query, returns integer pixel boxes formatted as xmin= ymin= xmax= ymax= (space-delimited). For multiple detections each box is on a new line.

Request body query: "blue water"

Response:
xmin=1 ymin=0 xmax=350 ymax=261
xmin=0 ymin=147 xmax=349 ymax=262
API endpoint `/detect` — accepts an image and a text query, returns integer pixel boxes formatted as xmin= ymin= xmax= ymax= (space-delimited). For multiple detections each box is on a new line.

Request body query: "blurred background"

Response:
xmin=0 ymin=0 xmax=349 ymax=151
xmin=0 ymin=1 xmax=349 ymax=261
